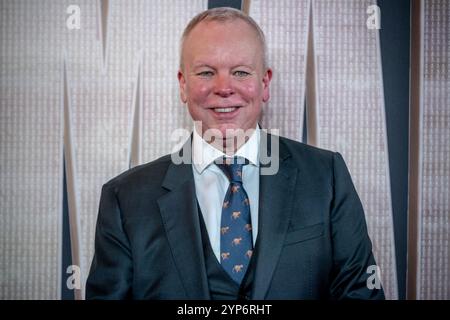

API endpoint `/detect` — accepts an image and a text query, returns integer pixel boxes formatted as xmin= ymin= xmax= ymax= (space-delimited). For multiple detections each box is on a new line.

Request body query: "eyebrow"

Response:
xmin=192 ymin=63 xmax=214 ymax=69
xmin=192 ymin=62 xmax=256 ymax=70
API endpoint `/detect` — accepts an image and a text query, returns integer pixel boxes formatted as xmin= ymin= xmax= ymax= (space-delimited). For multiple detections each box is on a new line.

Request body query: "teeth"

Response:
xmin=214 ymin=107 xmax=237 ymax=113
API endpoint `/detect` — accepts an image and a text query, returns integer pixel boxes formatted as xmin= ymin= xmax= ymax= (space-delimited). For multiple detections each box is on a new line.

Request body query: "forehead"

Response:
xmin=189 ymin=18 xmax=258 ymax=35
xmin=182 ymin=20 xmax=263 ymax=65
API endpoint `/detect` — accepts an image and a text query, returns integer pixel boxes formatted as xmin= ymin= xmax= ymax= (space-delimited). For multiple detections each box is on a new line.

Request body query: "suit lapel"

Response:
xmin=157 ymin=148 xmax=210 ymax=299
xmin=252 ymin=133 xmax=298 ymax=299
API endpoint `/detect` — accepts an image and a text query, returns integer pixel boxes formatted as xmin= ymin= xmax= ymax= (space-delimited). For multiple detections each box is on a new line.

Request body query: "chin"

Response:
xmin=200 ymin=122 xmax=254 ymax=139
xmin=218 ymin=125 xmax=243 ymax=138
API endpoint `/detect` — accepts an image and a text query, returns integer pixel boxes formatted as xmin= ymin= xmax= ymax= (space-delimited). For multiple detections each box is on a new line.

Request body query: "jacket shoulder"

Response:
xmin=278 ymin=135 xmax=336 ymax=164
xmin=103 ymin=154 xmax=172 ymax=191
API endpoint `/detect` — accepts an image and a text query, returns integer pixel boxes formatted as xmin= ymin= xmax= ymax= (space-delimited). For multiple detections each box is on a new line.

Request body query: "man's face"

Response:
xmin=178 ymin=19 xmax=272 ymax=140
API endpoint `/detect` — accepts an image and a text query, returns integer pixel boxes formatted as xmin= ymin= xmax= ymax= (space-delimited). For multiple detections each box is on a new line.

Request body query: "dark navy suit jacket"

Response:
xmin=86 ymin=133 xmax=385 ymax=299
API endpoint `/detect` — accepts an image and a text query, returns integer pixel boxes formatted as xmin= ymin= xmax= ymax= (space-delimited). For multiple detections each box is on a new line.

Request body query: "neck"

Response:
xmin=194 ymin=123 xmax=257 ymax=155
xmin=211 ymin=136 xmax=249 ymax=155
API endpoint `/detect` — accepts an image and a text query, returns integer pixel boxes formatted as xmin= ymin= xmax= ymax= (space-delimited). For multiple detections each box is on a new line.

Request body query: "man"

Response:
xmin=86 ymin=7 xmax=384 ymax=300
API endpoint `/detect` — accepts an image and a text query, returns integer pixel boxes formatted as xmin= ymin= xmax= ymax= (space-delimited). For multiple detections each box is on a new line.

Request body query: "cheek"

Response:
xmin=240 ymin=82 xmax=262 ymax=100
xmin=187 ymin=82 xmax=211 ymax=103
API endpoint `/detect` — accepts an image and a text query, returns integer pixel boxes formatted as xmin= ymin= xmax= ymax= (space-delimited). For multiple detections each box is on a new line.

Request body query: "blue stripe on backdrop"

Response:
xmin=378 ymin=0 xmax=410 ymax=300
xmin=208 ymin=0 xmax=242 ymax=10
xmin=61 ymin=154 xmax=74 ymax=300
xmin=303 ymin=100 xmax=308 ymax=144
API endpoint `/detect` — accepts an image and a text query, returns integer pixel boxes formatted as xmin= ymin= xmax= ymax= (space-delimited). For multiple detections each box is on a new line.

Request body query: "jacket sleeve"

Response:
xmin=85 ymin=183 xmax=133 ymax=299
xmin=329 ymin=152 xmax=385 ymax=300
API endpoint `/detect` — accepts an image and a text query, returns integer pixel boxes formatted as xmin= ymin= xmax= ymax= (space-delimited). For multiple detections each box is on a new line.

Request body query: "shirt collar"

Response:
xmin=192 ymin=125 xmax=260 ymax=174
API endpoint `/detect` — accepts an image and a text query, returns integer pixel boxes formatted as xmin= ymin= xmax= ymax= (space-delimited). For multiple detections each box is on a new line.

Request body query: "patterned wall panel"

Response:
xmin=249 ymin=0 xmax=310 ymax=140
xmin=418 ymin=0 xmax=450 ymax=300
xmin=63 ymin=0 xmax=207 ymax=297
xmin=140 ymin=0 xmax=206 ymax=164
xmin=0 ymin=1 xmax=63 ymax=299
xmin=312 ymin=0 xmax=398 ymax=299
xmin=63 ymin=0 xmax=138 ymax=298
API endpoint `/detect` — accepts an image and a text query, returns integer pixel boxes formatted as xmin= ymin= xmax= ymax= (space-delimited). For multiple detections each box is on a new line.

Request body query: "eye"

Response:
xmin=196 ymin=71 xmax=214 ymax=77
xmin=233 ymin=70 xmax=250 ymax=77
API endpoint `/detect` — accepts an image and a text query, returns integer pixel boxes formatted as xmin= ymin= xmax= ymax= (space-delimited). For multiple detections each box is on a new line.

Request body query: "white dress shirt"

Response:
xmin=192 ymin=126 xmax=260 ymax=262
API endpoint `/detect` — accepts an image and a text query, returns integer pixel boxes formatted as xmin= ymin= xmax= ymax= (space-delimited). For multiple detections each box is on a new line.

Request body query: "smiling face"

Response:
xmin=178 ymin=19 xmax=272 ymax=147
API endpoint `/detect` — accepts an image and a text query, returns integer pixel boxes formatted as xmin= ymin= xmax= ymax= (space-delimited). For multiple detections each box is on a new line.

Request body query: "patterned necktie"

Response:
xmin=216 ymin=157 xmax=253 ymax=285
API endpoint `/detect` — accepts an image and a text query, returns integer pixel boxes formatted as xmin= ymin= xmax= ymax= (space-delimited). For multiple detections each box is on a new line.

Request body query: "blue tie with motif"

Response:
xmin=216 ymin=157 xmax=253 ymax=285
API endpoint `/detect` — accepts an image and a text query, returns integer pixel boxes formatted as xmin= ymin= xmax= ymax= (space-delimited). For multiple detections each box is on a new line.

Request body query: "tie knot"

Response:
xmin=216 ymin=157 xmax=247 ymax=183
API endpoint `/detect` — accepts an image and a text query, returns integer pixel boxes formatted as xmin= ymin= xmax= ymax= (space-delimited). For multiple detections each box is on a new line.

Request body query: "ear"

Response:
xmin=262 ymin=68 xmax=272 ymax=103
xmin=178 ymin=70 xmax=187 ymax=103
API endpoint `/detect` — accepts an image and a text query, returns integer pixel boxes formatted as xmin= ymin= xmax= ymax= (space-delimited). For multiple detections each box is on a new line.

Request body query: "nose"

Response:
xmin=214 ymin=73 xmax=234 ymax=97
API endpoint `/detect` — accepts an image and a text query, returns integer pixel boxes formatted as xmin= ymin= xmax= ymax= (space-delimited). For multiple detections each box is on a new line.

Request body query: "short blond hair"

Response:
xmin=179 ymin=7 xmax=267 ymax=70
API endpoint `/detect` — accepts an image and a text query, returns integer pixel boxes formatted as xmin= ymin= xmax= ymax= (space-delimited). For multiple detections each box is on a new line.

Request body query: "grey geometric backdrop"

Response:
xmin=0 ymin=0 xmax=448 ymax=300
